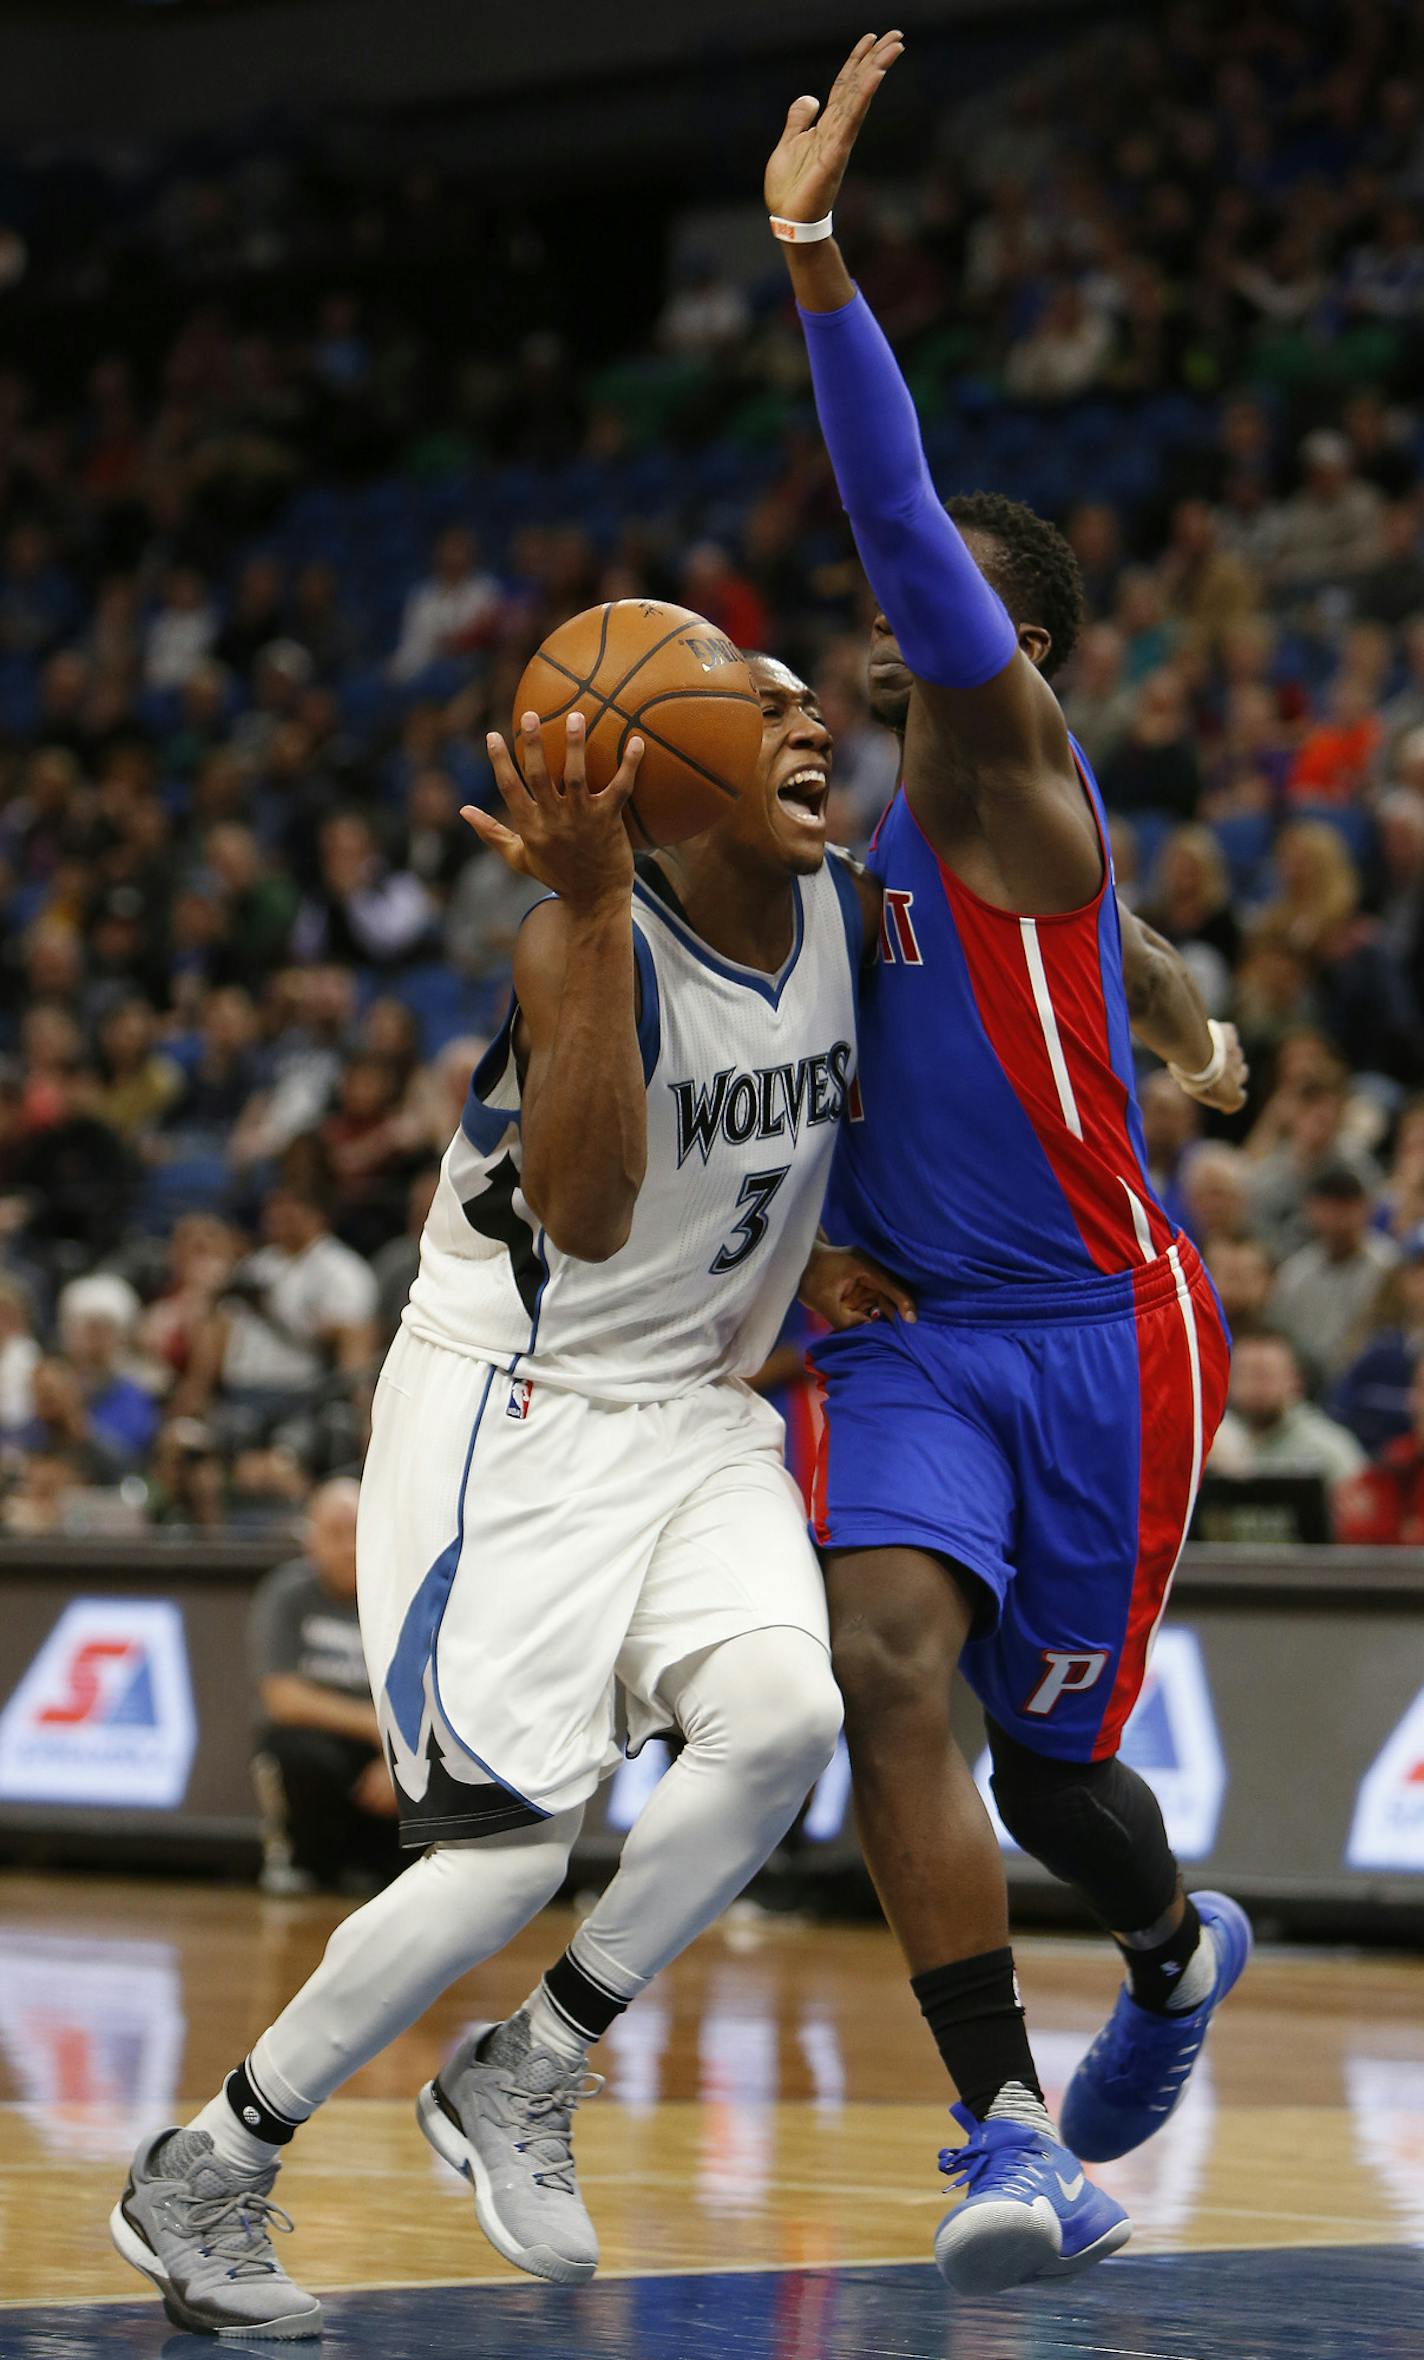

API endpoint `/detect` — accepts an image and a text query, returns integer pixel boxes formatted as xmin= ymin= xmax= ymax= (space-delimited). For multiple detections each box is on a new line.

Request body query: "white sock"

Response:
xmin=984 ymin=2080 xmax=1057 ymax=2138
xmin=184 ymin=2092 xmax=283 ymax=2176
xmin=1162 ymin=1921 xmax=1216 ymax=2013
xmin=510 ymin=1978 xmax=591 ymax=2068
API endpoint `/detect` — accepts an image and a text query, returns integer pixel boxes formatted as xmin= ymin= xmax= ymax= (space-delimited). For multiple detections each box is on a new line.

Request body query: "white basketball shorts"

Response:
xmin=357 ymin=1326 xmax=830 ymax=1846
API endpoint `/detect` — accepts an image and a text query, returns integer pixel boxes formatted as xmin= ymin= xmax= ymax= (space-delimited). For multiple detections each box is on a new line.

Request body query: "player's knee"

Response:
xmin=692 ymin=1631 xmax=842 ymax=1793
xmin=777 ymin=1651 xmax=845 ymax=1786
xmin=831 ymin=1610 xmax=951 ymax=1733
xmin=987 ymin=1722 xmax=1108 ymax=1858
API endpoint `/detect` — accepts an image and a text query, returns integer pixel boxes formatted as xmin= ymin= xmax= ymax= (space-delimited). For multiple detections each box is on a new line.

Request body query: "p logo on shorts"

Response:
xmin=1023 ymin=1649 xmax=1110 ymax=1718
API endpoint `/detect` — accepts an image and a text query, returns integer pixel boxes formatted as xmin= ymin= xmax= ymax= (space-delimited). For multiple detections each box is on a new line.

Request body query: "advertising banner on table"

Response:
xmin=1346 ymin=1683 xmax=1424 ymax=1873
xmin=0 ymin=1598 xmax=197 ymax=1811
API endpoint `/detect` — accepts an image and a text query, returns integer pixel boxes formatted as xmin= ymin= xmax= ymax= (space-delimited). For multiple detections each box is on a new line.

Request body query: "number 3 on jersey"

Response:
xmin=711 ymin=1167 xmax=790 ymax=1274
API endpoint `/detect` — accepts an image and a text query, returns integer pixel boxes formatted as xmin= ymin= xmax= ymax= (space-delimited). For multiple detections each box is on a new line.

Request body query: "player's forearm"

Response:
xmin=784 ymin=237 xmax=855 ymax=315
xmin=521 ymin=905 xmax=647 ymax=1261
xmin=789 ymin=268 xmax=1017 ymax=689
xmin=1121 ymin=919 xmax=1214 ymax=1073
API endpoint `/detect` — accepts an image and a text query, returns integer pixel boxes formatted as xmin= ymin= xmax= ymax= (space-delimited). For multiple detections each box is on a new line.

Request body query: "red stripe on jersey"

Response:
xmin=1092 ymin=1249 xmax=1231 ymax=1760
xmin=940 ymin=864 xmax=1148 ymax=1274
xmin=1031 ymin=913 xmax=1176 ymax=1263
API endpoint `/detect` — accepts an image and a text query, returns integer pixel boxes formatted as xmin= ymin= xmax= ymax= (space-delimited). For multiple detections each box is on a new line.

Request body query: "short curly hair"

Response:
xmin=946 ymin=492 xmax=1085 ymax=679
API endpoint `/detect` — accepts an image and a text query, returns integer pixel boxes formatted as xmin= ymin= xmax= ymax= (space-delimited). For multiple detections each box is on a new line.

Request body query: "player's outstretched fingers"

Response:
xmin=560 ymin=709 xmax=588 ymax=797
xmin=603 ymin=734 xmax=646 ymax=815
xmin=485 ymin=730 xmax=536 ymax=813
xmin=828 ymin=29 xmax=904 ymax=123
xmin=518 ymin=711 xmax=560 ymax=804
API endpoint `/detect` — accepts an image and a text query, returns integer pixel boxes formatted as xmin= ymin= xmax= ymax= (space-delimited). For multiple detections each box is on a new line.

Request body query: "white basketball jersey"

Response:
xmin=403 ymin=856 xmax=863 ymax=1401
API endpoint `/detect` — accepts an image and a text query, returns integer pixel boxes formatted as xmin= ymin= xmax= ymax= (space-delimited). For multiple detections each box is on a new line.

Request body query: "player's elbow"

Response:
xmin=536 ymin=1183 xmax=638 ymax=1264
xmin=546 ymin=1214 xmax=632 ymax=1264
xmin=523 ymin=1146 xmax=642 ymax=1262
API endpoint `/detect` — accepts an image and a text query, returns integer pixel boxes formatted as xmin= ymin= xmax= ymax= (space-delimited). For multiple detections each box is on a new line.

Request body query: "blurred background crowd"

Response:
xmin=2 ymin=0 xmax=1424 ymax=1545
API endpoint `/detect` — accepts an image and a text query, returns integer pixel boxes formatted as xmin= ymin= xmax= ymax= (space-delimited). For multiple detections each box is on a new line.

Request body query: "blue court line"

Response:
xmin=5 ymin=2245 xmax=1422 ymax=2358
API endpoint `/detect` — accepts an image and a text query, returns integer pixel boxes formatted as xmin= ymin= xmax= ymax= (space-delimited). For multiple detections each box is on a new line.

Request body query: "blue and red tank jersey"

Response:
xmin=824 ymin=740 xmax=1177 ymax=1314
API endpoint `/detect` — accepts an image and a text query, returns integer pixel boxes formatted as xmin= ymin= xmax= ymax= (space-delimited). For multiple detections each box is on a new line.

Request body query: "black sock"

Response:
xmin=542 ymin=1943 xmax=631 ymax=2045
xmin=224 ymin=2056 xmax=300 ymax=2146
xmin=910 ymin=1948 xmax=1045 ymax=2121
xmin=1116 ymin=1897 xmax=1203 ymax=2014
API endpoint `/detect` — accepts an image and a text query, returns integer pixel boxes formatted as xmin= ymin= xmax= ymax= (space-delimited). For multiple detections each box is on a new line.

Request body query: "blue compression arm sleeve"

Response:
xmin=799 ymin=291 xmax=1018 ymax=689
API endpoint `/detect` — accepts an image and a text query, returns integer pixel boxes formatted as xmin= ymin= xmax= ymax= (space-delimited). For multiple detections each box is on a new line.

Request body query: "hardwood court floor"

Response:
xmin=2 ymin=1871 xmax=1422 ymax=2355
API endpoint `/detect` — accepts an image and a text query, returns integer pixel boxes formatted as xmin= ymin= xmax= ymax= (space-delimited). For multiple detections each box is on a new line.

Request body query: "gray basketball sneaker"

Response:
xmin=110 ymin=2127 xmax=322 ymax=2339
xmin=416 ymin=2019 xmax=602 ymax=2284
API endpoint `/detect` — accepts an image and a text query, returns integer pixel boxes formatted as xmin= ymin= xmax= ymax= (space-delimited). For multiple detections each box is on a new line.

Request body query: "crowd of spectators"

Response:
xmin=0 ymin=3 xmax=1423 ymax=1541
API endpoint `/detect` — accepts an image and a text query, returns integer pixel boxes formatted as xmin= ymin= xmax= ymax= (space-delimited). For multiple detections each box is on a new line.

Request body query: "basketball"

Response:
xmin=513 ymin=600 xmax=762 ymax=848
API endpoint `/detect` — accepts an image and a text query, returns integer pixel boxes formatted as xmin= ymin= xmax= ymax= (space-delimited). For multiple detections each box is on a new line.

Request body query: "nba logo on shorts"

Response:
xmin=506 ymin=1377 xmax=534 ymax=1422
xmin=0 ymin=1598 xmax=197 ymax=1811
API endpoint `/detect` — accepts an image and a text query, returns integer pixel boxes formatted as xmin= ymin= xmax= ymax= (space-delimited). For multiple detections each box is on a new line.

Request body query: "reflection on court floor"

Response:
xmin=5 ymin=2247 xmax=1424 ymax=2360
xmin=2 ymin=1876 xmax=1422 ymax=2355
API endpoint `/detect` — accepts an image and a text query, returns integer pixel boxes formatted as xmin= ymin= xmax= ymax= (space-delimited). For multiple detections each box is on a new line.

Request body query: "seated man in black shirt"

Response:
xmin=249 ymin=1476 xmax=399 ymax=1893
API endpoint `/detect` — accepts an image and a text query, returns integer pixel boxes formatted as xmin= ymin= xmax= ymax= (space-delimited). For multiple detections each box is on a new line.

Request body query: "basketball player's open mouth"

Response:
xmin=777 ymin=768 xmax=829 ymax=818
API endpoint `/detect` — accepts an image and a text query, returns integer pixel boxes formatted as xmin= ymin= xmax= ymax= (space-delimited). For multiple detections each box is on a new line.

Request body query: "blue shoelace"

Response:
xmin=937 ymin=2126 xmax=1044 ymax=2205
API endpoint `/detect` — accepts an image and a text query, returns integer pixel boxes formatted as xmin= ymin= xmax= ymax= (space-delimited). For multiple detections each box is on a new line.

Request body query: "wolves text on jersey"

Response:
xmin=671 ymin=1043 xmax=854 ymax=1169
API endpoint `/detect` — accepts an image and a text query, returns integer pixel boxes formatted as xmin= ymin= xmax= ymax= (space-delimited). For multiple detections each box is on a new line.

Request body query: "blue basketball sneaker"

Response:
xmin=933 ymin=2104 xmax=1131 ymax=2296
xmin=1060 ymin=1891 xmax=1253 ymax=2163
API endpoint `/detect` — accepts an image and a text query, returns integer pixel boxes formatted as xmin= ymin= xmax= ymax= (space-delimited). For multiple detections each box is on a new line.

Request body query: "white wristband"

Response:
xmin=1169 ymin=1020 xmax=1229 ymax=1095
xmin=770 ymin=212 xmax=834 ymax=244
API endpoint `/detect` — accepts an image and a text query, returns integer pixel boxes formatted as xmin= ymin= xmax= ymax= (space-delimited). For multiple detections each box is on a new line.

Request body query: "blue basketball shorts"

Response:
xmin=809 ymin=1241 xmax=1230 ymax=1762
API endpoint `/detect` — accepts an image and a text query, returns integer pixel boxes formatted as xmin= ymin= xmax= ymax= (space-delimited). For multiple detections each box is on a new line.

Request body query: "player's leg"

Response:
xmin=987 ymin=1717 xmax=1210 ymax=2007
xmin=110 ymin=1814 xmax=581 ymax=2338
xmin=426 ymin=1387 xmax=842 ymax=2282
xmin=974 ymin=1248 xmax=1247 ymax=2162
xmin=113 ymin=1335 xmax=644 ymax=2330
xmin=812 ymin=1317 xmax=1130 ymax=2294
xmin=427 ymin=1627 xmax=842 ymax=2281
xmin=500 ymin=1622 xmax=842 ymax=2062
xmin=825 ymin=1543 xmax=1039 ymax=2102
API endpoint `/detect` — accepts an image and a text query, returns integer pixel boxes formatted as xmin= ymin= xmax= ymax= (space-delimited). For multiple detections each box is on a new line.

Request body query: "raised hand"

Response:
xmin=464 ymin=711 xmax=643 ymax=914
xmin=764 ymin=30 xmax=905 ymax=225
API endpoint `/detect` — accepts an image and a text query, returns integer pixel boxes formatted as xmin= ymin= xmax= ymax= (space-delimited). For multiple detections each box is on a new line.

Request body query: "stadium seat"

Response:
xmin=1210 ymin=812 xmax=1275 ymax=897
xmin=388 ymin=962 xmax=487 ymax=1055
xmin=1292 ymin=803 xmax=1378 ymax=867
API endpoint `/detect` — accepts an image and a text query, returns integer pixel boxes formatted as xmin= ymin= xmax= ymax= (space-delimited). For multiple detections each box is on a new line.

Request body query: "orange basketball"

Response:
xmin=513 ymin=600 xmax=761 ymax=848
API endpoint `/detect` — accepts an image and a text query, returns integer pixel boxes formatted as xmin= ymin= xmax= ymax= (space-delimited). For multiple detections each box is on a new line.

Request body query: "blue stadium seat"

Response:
xmin=1292 ymin=803 xmax=1377 ymax=867
xmin=339 ymin=666 xmax=398 ymax=734
xmin=389 ymin=962 xmax=486 ymax=1055
xmin=1210 ymin=812 xmax=1275 ymax=897
xmin=0 ymin=655 xmax=39 ymax=737
xmin=1141 ymin=391 xmax=1208 ymax=447
xmin=134 ymin=1150 xmax=235 ymax=1232
xmin=1122 ymin=810 xmax=1173 ymax=883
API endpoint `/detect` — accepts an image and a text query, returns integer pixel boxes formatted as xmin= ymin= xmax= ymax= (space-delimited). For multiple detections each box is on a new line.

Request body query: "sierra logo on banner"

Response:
xmin=0 ymin=1598 xmax=197 ymax=1811
xmin=975 ymin=1627 xmax=1227 ymax=1861
xmin=1346 ymin=1683 xmax=1424 ymax=1874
